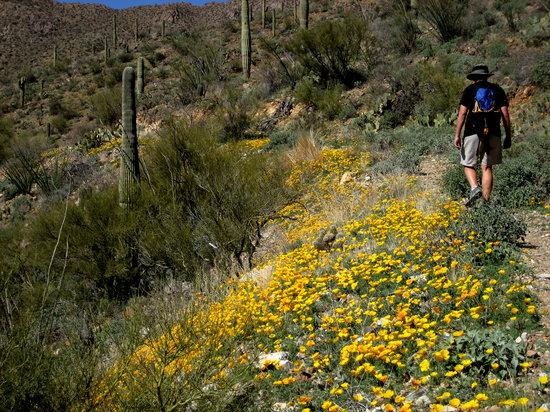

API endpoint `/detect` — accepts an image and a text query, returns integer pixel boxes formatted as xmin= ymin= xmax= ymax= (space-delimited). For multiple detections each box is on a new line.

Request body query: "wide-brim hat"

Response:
xmin=467 ymin=64 xmax=494 ymax=80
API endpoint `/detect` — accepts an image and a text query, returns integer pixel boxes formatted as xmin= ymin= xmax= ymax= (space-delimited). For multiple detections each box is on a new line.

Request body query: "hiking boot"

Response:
xmin=465 ymin=186 xmax=482 ymax=207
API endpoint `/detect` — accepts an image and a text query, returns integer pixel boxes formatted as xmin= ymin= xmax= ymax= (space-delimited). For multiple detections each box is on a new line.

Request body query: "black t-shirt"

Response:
xmin=459 ymin=81 xmax=508 ymax=137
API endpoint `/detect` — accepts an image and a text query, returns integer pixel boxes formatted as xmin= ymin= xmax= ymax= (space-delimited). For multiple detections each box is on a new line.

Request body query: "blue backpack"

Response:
xmin=473 ymin=87 xmax=497 ymax=137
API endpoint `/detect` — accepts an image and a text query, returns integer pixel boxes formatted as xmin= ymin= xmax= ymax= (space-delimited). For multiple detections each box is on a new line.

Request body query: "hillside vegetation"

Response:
xmin=0 ymin=0 xmax=549 ymax=410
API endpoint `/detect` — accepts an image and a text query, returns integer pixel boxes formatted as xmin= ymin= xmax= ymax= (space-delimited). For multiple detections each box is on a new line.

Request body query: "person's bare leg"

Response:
xmin=464 ymin=167 xmax=478 ymax=188
xmin=481 ymin=165 xmax=493 ymax=201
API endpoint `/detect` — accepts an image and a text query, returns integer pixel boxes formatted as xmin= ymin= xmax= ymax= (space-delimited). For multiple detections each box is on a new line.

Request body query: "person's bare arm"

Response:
xmin=454 ymin=105 xmax=468 ymax=148
xmin=501 ymin=105 xmax=512 ymax=149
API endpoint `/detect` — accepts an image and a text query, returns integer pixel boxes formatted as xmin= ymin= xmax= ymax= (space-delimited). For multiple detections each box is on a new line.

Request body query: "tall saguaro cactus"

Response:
xmin=136 ymin=57 xmax=145 ymax=96
xmin=104 ymin=37 xmax=110 ymax=64
xmin=18 ymin=77 xmax=26 ymax=108
xmin=112 ymin=14 xmax=118 ymax=48
xmin=119 ymin=67 xmax=140 ymax=208
xmin=162 ymin=20 xmax=166 ymax=37
xmin=262 ymin=0 xmax=266 ymax=28
xmin=241 ymin=0 xmax=251 ymax=79
xmin=299 ymin=0 xmax=309 ymax=29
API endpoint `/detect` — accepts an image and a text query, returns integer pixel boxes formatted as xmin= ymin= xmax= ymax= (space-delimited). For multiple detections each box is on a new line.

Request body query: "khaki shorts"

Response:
xmin=460 ymin=134 xmax=502 ymax=167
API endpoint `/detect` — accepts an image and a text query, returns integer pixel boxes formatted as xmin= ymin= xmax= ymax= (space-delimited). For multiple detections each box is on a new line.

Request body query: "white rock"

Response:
xmin=536 ymin=273 xmax=550 ymax=280
xmin=272 ymin=402 xmax=296 ymax=411
xmin=258 ymin=352 xmax=291 ymax=370
xmin=442 ymin=407 xmax=458 ymax=412
xmin=414 ymin=395 xmax=431 ymax=407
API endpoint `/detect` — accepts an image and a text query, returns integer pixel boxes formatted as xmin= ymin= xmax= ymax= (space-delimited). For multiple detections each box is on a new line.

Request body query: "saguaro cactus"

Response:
xmin=136 ymin=57 xmax=145 ymax=96
xmin=104 ymin=37 xmax=110 ymax=63
xmin=294 ymin=0 xmax=298 ymax=23
xmin=112 ymin=14 xmax=118 ymax=47
xmin=119 ymin=67 xmax=140 ymax=208
xmin=162 ymin=20 xmax=166 ymax=37
xmin=299 ymin=0 xmax=309 ymax=29
xmin=272 ymin=8 xmax=276 ymax=37
xmin=241 ymin=0 xmax=251 ymax=79
xmin=262 ymin=0 xmax=266 ymax=28
xmin=18 ymin=77 xmax=26 ymax=108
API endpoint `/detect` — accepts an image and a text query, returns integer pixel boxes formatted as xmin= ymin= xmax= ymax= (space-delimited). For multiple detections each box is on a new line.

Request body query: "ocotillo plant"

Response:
xmin=272 ymin=8 xmax=276 ymax=36
xmin=18 ymin=77 xmax=26 ymax=108
xmin=241 ymin=0 xmax=251 ymax=79
xmin=136 ymin=57 xmax=145 ymax=96
xmin=299 ymin=0 xmax=309 ymax=29
xmin=119 ymin=67 xmax=140 ymax=208
xmin=262 ymin=0 xmax=266 ymax=28
xmin=112 ymin=14 xmax=117 ymax=47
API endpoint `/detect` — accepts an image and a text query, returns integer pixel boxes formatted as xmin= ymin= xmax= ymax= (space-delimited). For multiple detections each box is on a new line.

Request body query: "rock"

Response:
xmin=442 ymin=407 xmax=458 ymax=412
xmin=272 ymin=403 xmax=296 ymax=412
xmin=339 ymin=172 xmax=353 ymax=185
xmin=258 ymin=352 xmax=291 ymax=370
xmin=314 ymin=226 xmax=338 ymax=251
xmin=414 ymin=395 xmax=431 ymax=408
xmin=515 ymin=331 xmax=528 ymax=344
xmin=536 ymin=273 xmax=550 ymax=280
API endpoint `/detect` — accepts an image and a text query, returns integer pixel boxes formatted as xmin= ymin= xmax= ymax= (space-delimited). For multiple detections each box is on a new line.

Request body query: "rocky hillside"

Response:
xmin=0 ymin=0 xmax=236 ymax=78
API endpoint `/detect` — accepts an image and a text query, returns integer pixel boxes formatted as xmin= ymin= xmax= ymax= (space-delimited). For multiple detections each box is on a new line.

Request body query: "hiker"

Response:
xmin=454 ymin=64 xmax=512 ymax=206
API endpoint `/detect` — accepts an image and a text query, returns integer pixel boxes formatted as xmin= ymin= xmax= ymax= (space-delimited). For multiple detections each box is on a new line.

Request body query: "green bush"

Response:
xmin=216 ymin=89 xmax=253 ymax=142
xmin=455 ymin=329 xmax=527 ymax=380
xmin=286 ymin=15 xmax=371 ymax=87
xmin=418 ymin=0 xmax=467 ymax=42
xmin=50 ymin=114 xmax=68 ymax=135
xmin=494 ymin=0 xmax=527 ymax=31
xmin=458 ymin=203 xmax=527 ymax=244
xmin=266 ymin=129 xmax=299 ymax=150
xmin=415 ymin=59 xmax=464 ymax=121
xmin=90 ymin=87 xmax=122 ymax=127
xmin=0 ymin=116 xmax=14 ymax=163
xmin=442 ymin=163 xmax=469 ymax=199
xmin=532 ymin=57 xmax=550 ymax=89
xmin=295 ymin=79 xmax=343 ymax=120
xmin=485 ymin=40 xmax=508 ymax=59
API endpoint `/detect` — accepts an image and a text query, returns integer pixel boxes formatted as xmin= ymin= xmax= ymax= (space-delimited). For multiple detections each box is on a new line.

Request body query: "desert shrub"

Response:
xmin=286 ymin=15 xmax=371 ymax=87
xmin=458 ymin=203 xmax=527 ymax=244
xmin=216 ymin=89 xmax=254 ymax=142
xmin=442 ymin=163 xmax=469 ymax=199
xmin=173 ymin=34 xmax=224 ymax=104
xmin=105 ymin=64 xmax=125 ymax=88
xmin=532 ymin=56 xmax=550 ymax=89
xmin=369 ymin=125 xmax=453 ymax=174
xmin=389 ymin=3 xmax=420 ymax=54
xmin=485 ymin=39 xmax=509 ymax=59
xmin=2 ymin=139 xmax=42 ymax=195
xmin=50 ymin=114 xmax=68 ymax=135
xmin=494 ymin=0 xmax=527 ymax=31
xmin=418 ymin=0 xmax=468 ymax=42
xmin=148 ymin=121 xmax=293 ymax=269
xmin=295 ymin=79 xmax=343 ymax=120
xmin=90 ymin=87 xmax=122 ymax=127
xmin=414 ymin=58 xmax=464 ymax=121
xmin=267 ymin=129 xmax=299 ymax=150
xmin=0 ymin=116 xmax=14 ymax=163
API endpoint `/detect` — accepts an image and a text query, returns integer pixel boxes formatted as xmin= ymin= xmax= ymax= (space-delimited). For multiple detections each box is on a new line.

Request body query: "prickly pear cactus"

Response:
xmin=119 ymin=67 xmax=140 ymax=208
